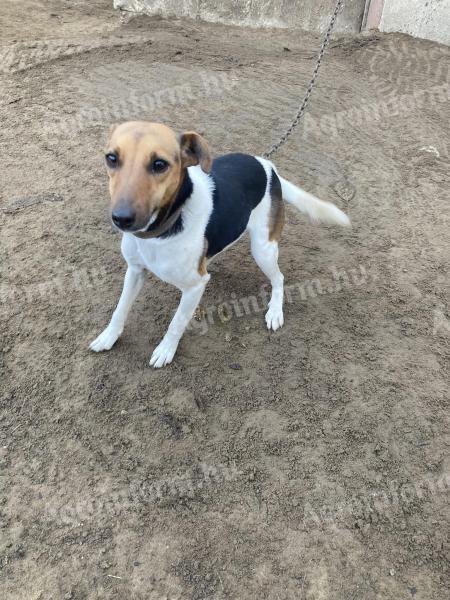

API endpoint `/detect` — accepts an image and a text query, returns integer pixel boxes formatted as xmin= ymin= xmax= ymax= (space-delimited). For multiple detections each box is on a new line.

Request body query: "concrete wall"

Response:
xmin=379 ymin=0 xmax=450 ymax=45
xmin=114 ymin=0 xmax=367 ymax=33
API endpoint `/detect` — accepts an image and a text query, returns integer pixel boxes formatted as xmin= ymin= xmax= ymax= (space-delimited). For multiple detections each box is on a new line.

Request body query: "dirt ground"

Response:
xmin=1 ymin=1 xmax=449 ymax=599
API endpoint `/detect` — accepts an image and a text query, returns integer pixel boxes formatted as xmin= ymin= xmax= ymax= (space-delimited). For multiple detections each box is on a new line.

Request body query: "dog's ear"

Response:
xmin=180 ymin=131 xmax=212 ymax=173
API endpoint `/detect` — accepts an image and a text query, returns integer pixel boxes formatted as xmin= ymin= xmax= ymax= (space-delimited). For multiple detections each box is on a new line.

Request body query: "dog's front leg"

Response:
xmin=150 ymin=275 xmax=210 ymax=368
xmin=90 ymin=266 xmax=145 ymax=352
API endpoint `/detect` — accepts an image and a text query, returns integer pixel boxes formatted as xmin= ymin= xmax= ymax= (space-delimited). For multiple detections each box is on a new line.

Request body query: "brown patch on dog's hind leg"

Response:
xmin=269 ymin=170 xmax=285 ymax=241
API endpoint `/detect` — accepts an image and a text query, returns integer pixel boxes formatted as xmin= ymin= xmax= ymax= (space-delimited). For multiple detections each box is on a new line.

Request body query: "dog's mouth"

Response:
xmin=111 ymin=208 xmax=160 ymax=233
xmin=137 ymin=210 xmax=160 ymax=232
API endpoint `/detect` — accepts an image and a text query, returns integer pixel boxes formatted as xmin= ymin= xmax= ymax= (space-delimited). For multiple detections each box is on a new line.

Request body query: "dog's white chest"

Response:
xmin=141 ymin=242 xmax=200 ymax=287
xmin=121 ymin=233 xmax=204 ymax=290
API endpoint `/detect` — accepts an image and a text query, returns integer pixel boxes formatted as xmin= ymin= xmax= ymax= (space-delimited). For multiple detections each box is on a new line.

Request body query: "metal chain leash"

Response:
xmin=263 ymin=0 xmax=344 ymax=158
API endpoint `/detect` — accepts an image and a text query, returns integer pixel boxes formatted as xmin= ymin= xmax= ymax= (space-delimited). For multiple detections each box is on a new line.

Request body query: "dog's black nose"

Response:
xmin=112 ymin=208 xmax=136 ymax=230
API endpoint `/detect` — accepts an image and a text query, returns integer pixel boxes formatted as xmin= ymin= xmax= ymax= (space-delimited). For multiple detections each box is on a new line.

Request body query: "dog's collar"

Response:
xmin=133 ymin=170 xmax=192 ymax=239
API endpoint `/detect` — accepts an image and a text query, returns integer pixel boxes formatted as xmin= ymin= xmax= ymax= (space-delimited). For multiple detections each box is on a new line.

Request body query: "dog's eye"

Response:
xmin=151 ymin=159 xmax=169 ymax=174
xmin=105 ymin=153 xmax=118 ymax=168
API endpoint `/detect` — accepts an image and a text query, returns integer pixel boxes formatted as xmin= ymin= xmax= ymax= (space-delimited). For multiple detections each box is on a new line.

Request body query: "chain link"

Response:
xmin=263 ymin=0 xmax=344 ymax=159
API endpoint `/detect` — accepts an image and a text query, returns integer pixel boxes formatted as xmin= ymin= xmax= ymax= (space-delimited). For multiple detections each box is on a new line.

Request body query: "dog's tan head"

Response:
xmin=105 ymin=121 xmax=211 ymax=232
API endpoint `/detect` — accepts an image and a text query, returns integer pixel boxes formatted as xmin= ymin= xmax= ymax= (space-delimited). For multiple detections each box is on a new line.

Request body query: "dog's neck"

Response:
xmin=133 ymin=169 xmax=193 ymax=240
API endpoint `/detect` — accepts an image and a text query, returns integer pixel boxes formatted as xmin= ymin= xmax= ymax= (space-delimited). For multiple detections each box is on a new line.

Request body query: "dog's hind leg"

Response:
xmin=249 ymin=228 xmax=285 ymax=331
xmin=248 ymin=165 xmax=285 ymax=331
xmin=90 ymin=266 xmax=145 ymax=352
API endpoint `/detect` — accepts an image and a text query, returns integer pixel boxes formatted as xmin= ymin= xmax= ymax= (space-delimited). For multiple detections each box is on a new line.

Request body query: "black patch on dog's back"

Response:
xmin=206 ymin=153 xmax=267 ymax=258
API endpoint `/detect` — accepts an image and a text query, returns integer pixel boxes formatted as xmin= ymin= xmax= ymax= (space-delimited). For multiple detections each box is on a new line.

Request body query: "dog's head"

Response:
xmin=104 ymin=121 xmax=211 ymax=232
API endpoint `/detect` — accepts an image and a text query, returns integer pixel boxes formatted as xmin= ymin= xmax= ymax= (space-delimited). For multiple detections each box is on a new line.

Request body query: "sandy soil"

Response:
xmin=0 ymin=1 xmax=449 ymax=599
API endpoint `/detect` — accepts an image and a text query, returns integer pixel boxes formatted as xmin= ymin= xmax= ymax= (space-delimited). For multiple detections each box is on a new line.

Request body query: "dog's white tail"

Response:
xmin=280 ymin=177 xmax=350 ymax=226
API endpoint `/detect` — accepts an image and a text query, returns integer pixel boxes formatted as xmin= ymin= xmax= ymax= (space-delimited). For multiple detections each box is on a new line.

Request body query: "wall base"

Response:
xmin=114 ymin=0 xmax=367 ymax=34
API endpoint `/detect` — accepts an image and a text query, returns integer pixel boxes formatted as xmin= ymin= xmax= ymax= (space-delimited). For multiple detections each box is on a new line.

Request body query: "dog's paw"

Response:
xmin=265 ymin=306 xmax=284 ymax=331
xmin=149 ymin=337 xmax=178 ymax=368
xmin=89 ymin=325 xmax=122 ymax=352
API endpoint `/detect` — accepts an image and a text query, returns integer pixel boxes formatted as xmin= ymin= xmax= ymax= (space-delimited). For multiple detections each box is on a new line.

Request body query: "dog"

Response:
xmin=90 ymin=121 xmax=350 ymax=367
